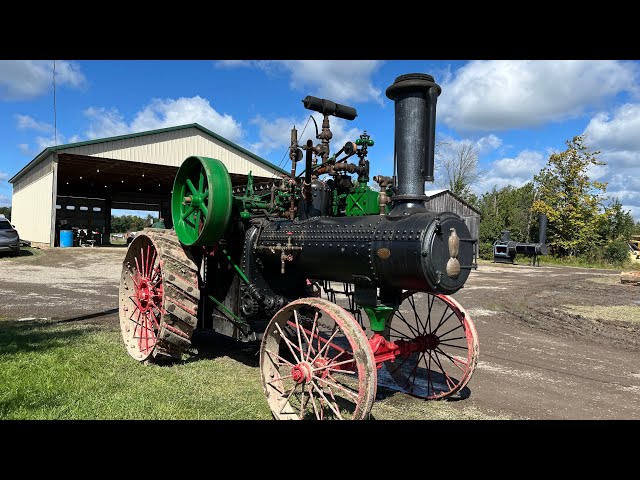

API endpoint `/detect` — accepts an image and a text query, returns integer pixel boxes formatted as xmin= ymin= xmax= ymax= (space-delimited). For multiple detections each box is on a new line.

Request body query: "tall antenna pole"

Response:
xmin=53 ymin=60 xmax=57 ymax=146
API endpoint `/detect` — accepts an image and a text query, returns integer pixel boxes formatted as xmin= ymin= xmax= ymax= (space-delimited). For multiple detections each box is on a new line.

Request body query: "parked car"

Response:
xmin=0 ymin=216 xmax=20 ymax=257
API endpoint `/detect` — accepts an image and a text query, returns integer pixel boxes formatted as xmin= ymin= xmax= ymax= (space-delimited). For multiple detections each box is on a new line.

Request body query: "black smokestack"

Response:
xmin=538 ymin=214 xmax=548 ymax=244
xmin=386 ymin=73 xmax=441 ymax=215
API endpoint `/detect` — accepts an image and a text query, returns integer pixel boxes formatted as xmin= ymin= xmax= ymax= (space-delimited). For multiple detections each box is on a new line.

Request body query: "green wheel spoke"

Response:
xmin=182 ymin=206 xmax=195 ymax=220
xmin=202 ymin=189 xmax=209 ymax=197
xmin=198 ymin=171 xmax=205 ymax=192
xmin=185 ymin=179 xmax=197 ymax=195
xmin=200 ymin=203 xmax=209 ymax=218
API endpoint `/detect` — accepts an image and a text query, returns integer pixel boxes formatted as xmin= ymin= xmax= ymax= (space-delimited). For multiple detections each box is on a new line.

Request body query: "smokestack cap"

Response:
xmin=386 ymin=73 xmax=442 ymax=100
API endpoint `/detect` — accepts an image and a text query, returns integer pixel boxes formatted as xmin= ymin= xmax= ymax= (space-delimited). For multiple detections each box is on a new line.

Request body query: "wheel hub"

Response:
xmin=185 ymin=193 xmax=204 ymax=209
xmin=136 ymin=279 xmax=153 ymax=312
xmin=291 ymin=362 xmax=313 ymax=384
xmin=416 ymin=333 xmax=440 ymax=351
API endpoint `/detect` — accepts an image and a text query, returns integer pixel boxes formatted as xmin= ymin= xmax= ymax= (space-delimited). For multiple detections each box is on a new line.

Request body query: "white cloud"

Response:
xmin=15 ymin=114 xmax=77 ymax=153
xmin=438 ymin=133 xmax=503 ymax=155
xmin=0 ymin=60 xmax=86 ymax=100
xmin=84 ymin=96 xmax=243 ymax=142
xmin=440 ymin=60 xmax=638 ymax=131
xmin=476 ymin=150 xmax=546 ymax=192
xmin=0 ymin=172 xmax=7 ymax=182
xmin=15 ymin=114 xmax=54 ymax=133
xmin=584 ymin=103 xmax=640 ymax=156
xmin=84 ymin=107 xmax=129 ymax=139
xmin=35 ymin=134 xmax=66 ymax=150
xmin=281 ymin=60 xmax=383 ymax=105
xmin=131 ymin=97 xmax=242 ymax=141
xmin=250 ymin=112 xmax=363 ymax=159
xmin=475 ymin=134 xmax=502 ymax=153
xmin=216 ymin=60 xmax=384 ymax=104
xmin=0 ymin=193 xmax=10 ymax=207
xmin=581 ymin=103 xmax=640 ymax=219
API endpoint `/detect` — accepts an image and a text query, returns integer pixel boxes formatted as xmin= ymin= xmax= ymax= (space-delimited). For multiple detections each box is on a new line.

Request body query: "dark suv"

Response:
xmin=0 ymin=217 xmax=20 ymax=256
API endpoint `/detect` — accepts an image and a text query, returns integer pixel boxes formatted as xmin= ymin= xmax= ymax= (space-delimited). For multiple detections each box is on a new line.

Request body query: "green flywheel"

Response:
xmin=171 ymin=156 xmax=233 ymax=246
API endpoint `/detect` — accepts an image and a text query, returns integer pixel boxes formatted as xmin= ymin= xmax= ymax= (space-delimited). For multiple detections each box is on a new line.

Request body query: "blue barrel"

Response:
xmin=60 ymin=230 xmax=73 ymax=248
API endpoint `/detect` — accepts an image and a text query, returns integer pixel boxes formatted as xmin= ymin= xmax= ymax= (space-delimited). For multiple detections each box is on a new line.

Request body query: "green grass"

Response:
xmin=0 ymin=321 xmax=271 ymax=419
xmin=479 ymin=254 xmax=634 ymax=270
xmin=0 ymin=319 xmax=503 ymax=420
xmin=563 ymin=304 xmax=640 ymax=324
xmin=536 ymin=255 xmax=631 ymax=270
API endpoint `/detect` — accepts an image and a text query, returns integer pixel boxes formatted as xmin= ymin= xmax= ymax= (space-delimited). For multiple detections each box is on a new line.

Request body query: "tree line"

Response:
xmin=437 ymin=135 xmax=639 ymax=265
xmin=111 ymin=214 xmax=160 ymax=234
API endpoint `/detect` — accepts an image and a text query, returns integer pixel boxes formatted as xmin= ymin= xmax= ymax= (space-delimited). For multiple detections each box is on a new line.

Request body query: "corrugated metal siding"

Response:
xmin=61 ymin=128 xmax=277 ymax=177
xmin=425 ymin=192 xmax=477 ymax=217
xmin=13 ymin=154 xmax=53 ymax=193
xmin=11 ymin=171 xmax=54 ymax=243
xmin=426 ymin=191 xmax=480 ymax=256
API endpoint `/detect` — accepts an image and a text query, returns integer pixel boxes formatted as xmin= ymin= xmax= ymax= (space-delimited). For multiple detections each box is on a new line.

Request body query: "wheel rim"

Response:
xmin=120 ymin=236 xmax=164 ymax=361
xmin=383 ymin=292 xmax=479 ymax=400
xmin=260 ymin=298 xmax=377 ymax=420
xmin=171 ymin=156 xmax=232 ymax=246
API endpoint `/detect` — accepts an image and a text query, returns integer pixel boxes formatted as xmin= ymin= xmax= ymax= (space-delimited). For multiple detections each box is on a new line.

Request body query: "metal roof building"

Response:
xmin=425 ymin=188 xmax=481 ymax=258
xmin=8 ymin=123 xmax=287 ymax=247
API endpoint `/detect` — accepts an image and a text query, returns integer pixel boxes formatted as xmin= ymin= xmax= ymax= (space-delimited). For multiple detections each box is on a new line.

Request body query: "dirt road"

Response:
xmin=1 ymin=248 xmax=638 ymax=419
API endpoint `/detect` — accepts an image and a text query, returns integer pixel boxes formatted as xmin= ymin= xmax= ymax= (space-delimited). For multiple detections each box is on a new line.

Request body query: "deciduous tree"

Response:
xmin=533 ymin=135 xmax=607 ymax=256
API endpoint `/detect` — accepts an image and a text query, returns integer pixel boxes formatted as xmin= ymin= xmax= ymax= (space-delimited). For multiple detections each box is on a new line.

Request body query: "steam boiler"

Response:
xmin=119 ymin=73 xmax=480 ymax=420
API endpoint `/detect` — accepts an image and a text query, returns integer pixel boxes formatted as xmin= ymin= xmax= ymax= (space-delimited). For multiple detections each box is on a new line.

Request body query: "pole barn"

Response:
xmin=9 ymin=124 xmax=287 ymax=247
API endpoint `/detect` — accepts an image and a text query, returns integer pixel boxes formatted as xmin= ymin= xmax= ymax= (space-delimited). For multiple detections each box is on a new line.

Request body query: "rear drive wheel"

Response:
xmin=119 ymin=230 xmax=201 ymax=362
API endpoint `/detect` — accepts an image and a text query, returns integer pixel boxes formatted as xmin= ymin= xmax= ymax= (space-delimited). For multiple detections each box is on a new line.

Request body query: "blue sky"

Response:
xmin=1 ymin=60 xmax=639 ymax=219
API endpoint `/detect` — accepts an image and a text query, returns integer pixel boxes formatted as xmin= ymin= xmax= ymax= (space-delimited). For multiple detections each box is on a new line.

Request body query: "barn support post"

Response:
xmin=104 ymin=195 xmax=112 ymax=245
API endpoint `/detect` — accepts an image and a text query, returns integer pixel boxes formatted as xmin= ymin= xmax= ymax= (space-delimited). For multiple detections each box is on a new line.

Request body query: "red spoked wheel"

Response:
xmin=120 ymin=236 xmax=163 ymax=360
xmin=260 ymin=297 xmax=377 ymax=420
xmin=119 ymin=231 xmax=199 ymax=363
xmin=382 ymin=292 xmax=479 ymax=400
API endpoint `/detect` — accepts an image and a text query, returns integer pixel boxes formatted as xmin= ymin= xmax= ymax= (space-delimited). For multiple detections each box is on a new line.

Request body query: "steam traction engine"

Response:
xmin=119 ymin=73 xmax=480 ymax=419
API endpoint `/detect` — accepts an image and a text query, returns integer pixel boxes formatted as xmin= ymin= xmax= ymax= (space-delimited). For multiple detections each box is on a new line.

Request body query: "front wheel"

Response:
xmin=383 ymin=292 xmax=479 ymax=400
xmin=260 ymin=297 xmax=377 ymax=420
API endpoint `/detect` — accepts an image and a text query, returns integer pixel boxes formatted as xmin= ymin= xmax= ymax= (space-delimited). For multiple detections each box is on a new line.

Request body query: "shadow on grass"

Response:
xmin=0 ymin=249 xmax=34 ymax=259
xmin=0 ymin=392 xmax=65 ymax=419
xmin=0 ymin=320 xmax=97 ymax=356
xmin=55 ymin=308 xmax=119 ymax=324
xmin=184 ymin=329 xmax=260 ymax=368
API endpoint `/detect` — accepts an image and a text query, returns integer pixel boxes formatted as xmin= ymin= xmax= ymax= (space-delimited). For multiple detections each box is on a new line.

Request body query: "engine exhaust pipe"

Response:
xmin=386 ymin=73 xmax=441 ymax=216
xmin=538 ymin=214 xmax=548 ymax=245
